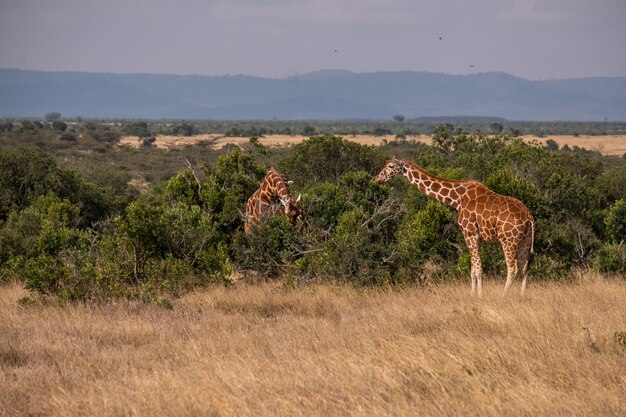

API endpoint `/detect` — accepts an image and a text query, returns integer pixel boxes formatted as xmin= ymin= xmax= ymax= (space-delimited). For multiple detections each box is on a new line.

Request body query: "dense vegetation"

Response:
xmin=1 ymin=119 xmax=625 ymax=302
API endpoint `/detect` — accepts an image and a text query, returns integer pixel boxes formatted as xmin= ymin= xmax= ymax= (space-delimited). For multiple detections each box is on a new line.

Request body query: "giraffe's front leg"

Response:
xmin=463 ymin=231 xmax=482 ymax=297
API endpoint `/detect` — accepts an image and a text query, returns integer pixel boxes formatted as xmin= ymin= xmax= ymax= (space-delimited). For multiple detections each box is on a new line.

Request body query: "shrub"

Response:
xmin=310 ymin=195 xmax=403 ymax=286
xmin=301 ymin=182 xmax=348 ymax=234
xmin=0 ymin=147 xmax=123 ymax=225
xmin=201 ymin=149 xmax=266 ymax=241
xmin=279 ymin=136 xmax=385 ymax=187
xmin=397 ymin=201 xmax=459 ymax=269
xmin=172 ymin=123 xmax=195 ymax=136
xmin=605 ymin=199 xmax=626 ymax=245
xmin=485 ymin=169 xmax=547 ymax=218
xmin=59 ymin=132 xmax=77 ymax=141
xmin=545 ymin=139 xmax=559 ymax=151
xmin=0 ymin=121 xmax=13 ymax=132
xmin=23 ymin=254 xmax=72 ymax=297
xmin=0 ymin=193 xmax=84 ymax=264
xmin=122 ymin=121 xmax=150 ymax=137
xmin=51 ymin=121 xmax=67 ymax=132
xmin=593 ymin=244 xmax=626 ymax=275
xmin=310 ymin=210 xmax=390 ymax=285
xmin=231 ymin=215 xmax=302 ymax=278
xmin=86 ymin=128 xmax=121 ymax=143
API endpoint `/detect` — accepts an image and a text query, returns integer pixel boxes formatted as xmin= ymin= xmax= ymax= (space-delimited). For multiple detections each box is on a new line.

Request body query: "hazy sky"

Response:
xmin=1 ymin=0 xmax=625 ymax=80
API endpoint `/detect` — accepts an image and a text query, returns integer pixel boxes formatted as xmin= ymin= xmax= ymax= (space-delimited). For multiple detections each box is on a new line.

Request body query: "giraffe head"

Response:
xmin=374 ymin=155 xmax=403 ymax=184
xmin=283 ymin=194 xmax=303 ymax=227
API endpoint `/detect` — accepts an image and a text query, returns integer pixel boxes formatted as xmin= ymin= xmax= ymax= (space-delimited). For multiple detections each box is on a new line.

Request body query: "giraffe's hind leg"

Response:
xmin=517 ymin=225 xmax=534 ymax=295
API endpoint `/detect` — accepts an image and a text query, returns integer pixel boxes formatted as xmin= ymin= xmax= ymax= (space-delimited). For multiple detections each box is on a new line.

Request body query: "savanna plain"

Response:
xmin=1 ymin=276 xmax=625 ymax=417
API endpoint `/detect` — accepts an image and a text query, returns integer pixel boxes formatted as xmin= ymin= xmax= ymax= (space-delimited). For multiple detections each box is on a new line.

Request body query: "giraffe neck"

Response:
xmin=401 ymin=161 xmax=466 ymax=209
xmin=265 ymin=170 xmax=292 ymax=206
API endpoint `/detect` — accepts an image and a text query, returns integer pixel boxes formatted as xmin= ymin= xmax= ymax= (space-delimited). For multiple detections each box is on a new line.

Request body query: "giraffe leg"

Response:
xmin=502 ymin=244 xmax=518 ymax=295
xmin=517 ymin=227 xmax=533 ymax=295
xmin=519 ymin=258 xmax=529 ymax=296
xmin=473 ymin=249 xmax=483 ymax=297
xmin=471 ymin=269 xmax=476 ymax=296
xmin=464 ymin=233 xmax=482 ymax=297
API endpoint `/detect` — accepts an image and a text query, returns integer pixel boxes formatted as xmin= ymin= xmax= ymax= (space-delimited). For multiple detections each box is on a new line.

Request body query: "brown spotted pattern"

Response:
xmin=374 ymin=156 xmax=534 ymax=296
xmin=245 ymin=167 xmax=302 ymax=235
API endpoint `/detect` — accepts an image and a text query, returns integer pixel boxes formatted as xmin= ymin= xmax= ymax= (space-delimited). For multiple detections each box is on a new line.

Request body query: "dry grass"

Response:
xmin=1 ymin=276 xmax=625 ymax=417
xmin=529 ymin=135 xmax=626 ymax=156
xmin=118 ymin=134 xmax=427 ymax=150
xmin=118 ymin=134 xmax=626 ymax=156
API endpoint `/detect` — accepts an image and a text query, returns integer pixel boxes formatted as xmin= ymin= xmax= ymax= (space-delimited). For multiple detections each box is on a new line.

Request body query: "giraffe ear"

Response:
xmin=296 ymin=194 xmax=301 ymax=203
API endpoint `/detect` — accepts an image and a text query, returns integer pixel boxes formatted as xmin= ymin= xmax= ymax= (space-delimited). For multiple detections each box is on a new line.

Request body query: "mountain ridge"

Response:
xmin=1 ymin=68 xmax=625 ymax=121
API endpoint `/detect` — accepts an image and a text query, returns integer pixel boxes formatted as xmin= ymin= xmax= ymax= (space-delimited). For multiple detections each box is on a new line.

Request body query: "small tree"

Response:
xmin=173 ymin=123 xmax=195 ymax=136
xmin=0 ymin=121 xmax=13 ymax=132
xmin=52 ymin=121 xmax=67 ymax=133
xmin=393 ymin=114 xmax=405 ymax=123
xmin=490 ymin=123 xmax=503 ymax=134
xmin=45 ymin=112 xmax=61 ymax=121
xmin=545 ymin=139 xmax=559 ymax=151
xmin=373 ymin=127 xmax=392 ymax=136
xmin=123 ymin=121 xmax=150 ymax=137
xmin=302 ymin=125 xmax=316 ymax=136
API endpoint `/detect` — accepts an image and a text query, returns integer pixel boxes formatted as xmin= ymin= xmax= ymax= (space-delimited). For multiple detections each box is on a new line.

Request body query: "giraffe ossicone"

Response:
xmin=245 ymin=167 xmax=303 ymax=235
xmin=374 ymin=155 xmax=534 ymax=296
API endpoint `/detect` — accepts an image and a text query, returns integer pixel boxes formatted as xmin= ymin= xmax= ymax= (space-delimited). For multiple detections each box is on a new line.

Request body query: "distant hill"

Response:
xmin=1 ymin=68 xmax=625 ymax=121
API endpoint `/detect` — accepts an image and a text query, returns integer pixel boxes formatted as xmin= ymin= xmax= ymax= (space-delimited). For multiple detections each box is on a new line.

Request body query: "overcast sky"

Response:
xmin=1 ymin=0 xmax=625 ymax=80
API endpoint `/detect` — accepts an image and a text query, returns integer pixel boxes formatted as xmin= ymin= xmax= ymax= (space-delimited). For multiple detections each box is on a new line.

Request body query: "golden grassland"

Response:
xmin=118 ymin=134 xmax=626 ymax=156
xmin=1 ymin=275 xmax=625 ymax=417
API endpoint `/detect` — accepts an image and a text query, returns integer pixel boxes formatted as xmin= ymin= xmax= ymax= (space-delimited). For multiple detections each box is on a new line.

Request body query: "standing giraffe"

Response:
xmin=245 ymin=167 xmax=302 ymax=235
xmin=374 ymin=156 xmax=534 ymax=296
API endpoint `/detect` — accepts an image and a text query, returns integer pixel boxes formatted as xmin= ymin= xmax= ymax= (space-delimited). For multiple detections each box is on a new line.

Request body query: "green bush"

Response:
xmin=397 ymin=201 xmax=459 ymax=269
xmin=122 ymin=121 xmax=151 ymax=137
xmin=201 ymin=149 xmax=266 ymax=241
xmin=279 ymin=136 xmax=385 ymax=187
xmin=605 ymin=199 xmax=626 ymax=245
xmin=310 ymin=209 xmax=393 ymax=285
xmin=310 ymin=193 xmax=403 ymax=286
xmin=172 ymin=123 xmax=195 ymax=136
xmin=23 ymin=254 xmax=73 ymax=297
xmin=0 ymin=147 xmax=126 ymax=226
xmin=231 ymin=215 xmax=302 ymax=278
xmin=301 ymin=182 xmax=349 ymax=234
xmin=0 ymin=193 xmax=86 ymax=265
xmin=593 ymin=244 xmax=626 ymax=275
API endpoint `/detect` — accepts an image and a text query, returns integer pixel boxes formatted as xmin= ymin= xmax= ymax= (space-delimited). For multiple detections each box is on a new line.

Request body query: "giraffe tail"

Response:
xmin=530 ymin=218 xmax=535 ymax=255
xmin=527 ymin=218 xmax=536 ymax=269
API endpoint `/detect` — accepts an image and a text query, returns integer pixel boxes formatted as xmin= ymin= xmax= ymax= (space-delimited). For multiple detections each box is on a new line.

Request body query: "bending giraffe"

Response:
xmin=245 ymin=167 xmax=302 ymax=235
xmin=374 ymin=156 xmax=534 ymax=296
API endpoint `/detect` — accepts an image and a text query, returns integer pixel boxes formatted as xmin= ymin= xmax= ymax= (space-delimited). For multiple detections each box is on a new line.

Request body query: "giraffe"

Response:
xmin=374 ymin=156 xmax=534 ymax=296
xmin=245 ymin=167 xmax=302 ymax=235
